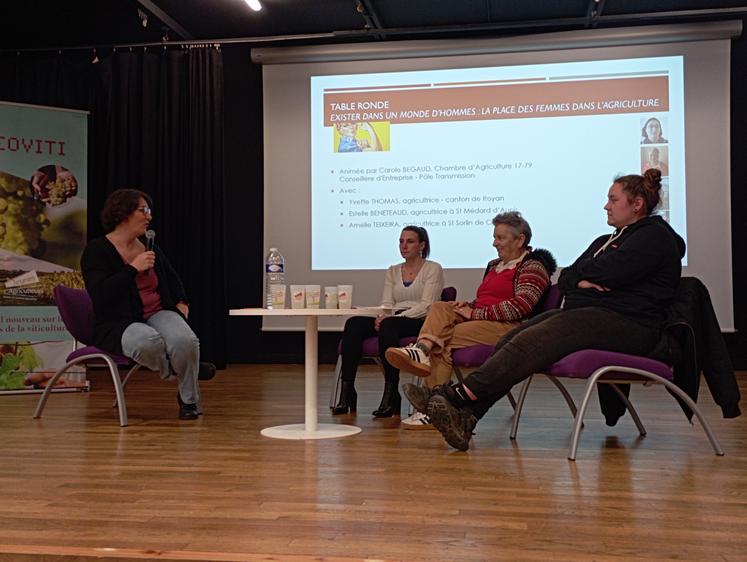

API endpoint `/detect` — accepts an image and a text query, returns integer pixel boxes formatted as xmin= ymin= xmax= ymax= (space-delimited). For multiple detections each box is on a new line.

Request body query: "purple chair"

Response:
xmin=451 ymin=284 xmax=566 ymax=410
xmin=329 ymin=287 xmax=457 ymax=409
xmin=509 ymin=350 xmax=725 ymax=460
xmin=32 ymin=286 xmax=142 ymax=427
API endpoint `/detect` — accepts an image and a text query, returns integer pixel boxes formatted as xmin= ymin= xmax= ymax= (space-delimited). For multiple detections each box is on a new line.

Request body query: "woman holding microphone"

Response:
xmin=81 ymin=189 xmax=215 ymax=421
xmin=332 ymin=225 xmax=444 ymax=418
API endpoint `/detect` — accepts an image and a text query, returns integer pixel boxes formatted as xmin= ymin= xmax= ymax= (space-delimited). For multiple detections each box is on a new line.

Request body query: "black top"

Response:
xmin=81 ymin=236 xmax=187 ymax=354
xmin=558 ymin=215 xmax=686 ymax=328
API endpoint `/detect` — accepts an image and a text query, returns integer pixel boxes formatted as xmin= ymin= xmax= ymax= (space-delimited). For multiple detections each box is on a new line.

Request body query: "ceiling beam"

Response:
xmin=4 ymin=6 xmax=746 ymax=53
xmin=355 ymin=0 xmax=386 ymax=40
xmin=136 ymin=0 xmax=193 ymax=40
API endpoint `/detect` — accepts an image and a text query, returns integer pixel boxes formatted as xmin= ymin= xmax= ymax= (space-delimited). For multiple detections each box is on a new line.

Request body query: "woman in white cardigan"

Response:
xmin=333 ymin=226 xmax=444 ymax=418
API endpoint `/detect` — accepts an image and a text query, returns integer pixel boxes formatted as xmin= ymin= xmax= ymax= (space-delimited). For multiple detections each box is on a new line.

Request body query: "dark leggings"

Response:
xmin=340 ymin=315 xmax=425 ymax=384
xmin=465 ymin=307 xmax=661 ymax=420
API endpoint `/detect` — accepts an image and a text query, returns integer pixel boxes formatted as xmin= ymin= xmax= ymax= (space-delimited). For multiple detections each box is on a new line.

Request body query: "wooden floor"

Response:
xmin=0 ymin=364 xmax=746 ymax=562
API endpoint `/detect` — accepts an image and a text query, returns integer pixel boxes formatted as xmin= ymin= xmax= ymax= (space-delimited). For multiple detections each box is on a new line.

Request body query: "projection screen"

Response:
xmin=255 ymin=21 xmax=738 ymax=331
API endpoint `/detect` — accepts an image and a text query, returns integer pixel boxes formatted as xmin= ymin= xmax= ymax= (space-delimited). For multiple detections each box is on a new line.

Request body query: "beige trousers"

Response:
xmin=419 ymin=301 xmax=518 ymax=387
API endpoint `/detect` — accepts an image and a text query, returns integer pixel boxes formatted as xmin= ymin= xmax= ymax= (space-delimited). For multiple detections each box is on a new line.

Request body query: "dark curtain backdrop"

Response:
xmin=3 ymin=36 xmax=747 ymax=369
xmin=0 ymin=47 xmax=227 ymax=367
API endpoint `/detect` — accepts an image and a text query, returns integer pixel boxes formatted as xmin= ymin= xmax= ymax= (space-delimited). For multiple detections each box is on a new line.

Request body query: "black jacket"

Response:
xmin=651 ymin=277 xmax=741 ymax=419
xmin=559 ymin=216 xmax=686 ymax=328
xmin=81 ymin=236 xmax=187 ymax=354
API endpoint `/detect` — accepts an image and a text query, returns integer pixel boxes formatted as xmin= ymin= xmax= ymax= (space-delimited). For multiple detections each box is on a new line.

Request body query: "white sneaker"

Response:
xmin=385 ymin=344 xmax=431 ymax=378
xmin=401 ymin=411 xmax=434 ymax=430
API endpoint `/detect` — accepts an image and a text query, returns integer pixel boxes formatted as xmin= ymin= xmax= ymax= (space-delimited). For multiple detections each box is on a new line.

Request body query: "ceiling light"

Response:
xmin=138 ymin=8 xmax=149 ymax=27
xmin=244 ymin=0 xmax=262 ymax=11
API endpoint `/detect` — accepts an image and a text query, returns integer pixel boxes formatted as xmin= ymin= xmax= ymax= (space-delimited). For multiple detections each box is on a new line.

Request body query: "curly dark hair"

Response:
xmin=614 ymin=169 xmax=662 ymax=215
xmin=100 ymin=189 xmax=152 ymax=233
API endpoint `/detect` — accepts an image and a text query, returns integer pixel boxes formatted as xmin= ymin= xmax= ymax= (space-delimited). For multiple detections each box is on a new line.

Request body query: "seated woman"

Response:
xmin=81 ymin=189 xmax=215 ymax=421
xmin=386 ymin=212 xmax=556 ymax=390
xmin=333 ymin=225 xmax=444 ymax=418
xmin=402 ymin=169 xmax=685 ymax=451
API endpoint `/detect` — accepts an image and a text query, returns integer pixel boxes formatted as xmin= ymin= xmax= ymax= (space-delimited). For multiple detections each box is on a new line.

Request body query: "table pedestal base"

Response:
xmin=260 ymin=423 xmax=362 ymax=440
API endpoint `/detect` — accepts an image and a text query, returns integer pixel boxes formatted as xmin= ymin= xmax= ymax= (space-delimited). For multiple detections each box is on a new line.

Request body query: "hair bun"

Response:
xmin=643 ymin=168 xmax=662 ymax=191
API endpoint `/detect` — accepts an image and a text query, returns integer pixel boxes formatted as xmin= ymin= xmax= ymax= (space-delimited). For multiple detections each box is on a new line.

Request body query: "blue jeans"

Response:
xmin=121 ymin=310 xmax=201 ymax=406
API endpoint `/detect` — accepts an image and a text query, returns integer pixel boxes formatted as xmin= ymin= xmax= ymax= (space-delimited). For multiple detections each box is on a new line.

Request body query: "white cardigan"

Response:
xmin=380 ymin=260 xmax=445 ymax=319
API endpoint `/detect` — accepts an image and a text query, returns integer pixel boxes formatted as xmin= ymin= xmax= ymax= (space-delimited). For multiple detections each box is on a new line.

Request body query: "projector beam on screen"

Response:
xmin=259 ymin=24 xmax=736 ymax=331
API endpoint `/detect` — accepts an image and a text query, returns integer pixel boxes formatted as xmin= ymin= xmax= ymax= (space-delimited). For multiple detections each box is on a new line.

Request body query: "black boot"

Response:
xmin=372 ymin=381 xmax=401 ymax=418
xmin=198 ymin=362 xmax=217 ymax=381
xmin=177 ymin=393 xmax=199 ymax=420
xmin=332 ymin=381 xmax=357 ymax=415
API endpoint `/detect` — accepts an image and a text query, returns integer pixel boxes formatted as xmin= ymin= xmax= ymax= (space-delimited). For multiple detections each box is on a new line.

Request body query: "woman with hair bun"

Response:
xmin=332 ymin=226 xmax=444 ymax=418
xmin=401 ymin=169 xmax=688 ymax=451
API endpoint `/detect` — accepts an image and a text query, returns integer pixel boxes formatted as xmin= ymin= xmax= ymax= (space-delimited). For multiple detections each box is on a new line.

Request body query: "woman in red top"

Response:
xmin=387 ymin=212 xmax=556 ymax=387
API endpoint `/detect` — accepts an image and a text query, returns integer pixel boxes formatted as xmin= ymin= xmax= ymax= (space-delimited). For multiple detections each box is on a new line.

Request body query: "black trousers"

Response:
xmin=465 ymin=307 xmax=661 ymax=421
xmin=340 ymin=315 xmax=425 ymax=384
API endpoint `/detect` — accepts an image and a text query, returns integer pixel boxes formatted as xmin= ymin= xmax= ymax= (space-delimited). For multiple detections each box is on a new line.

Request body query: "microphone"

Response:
xmin=145 ymin=229 xmax=156 ymax=251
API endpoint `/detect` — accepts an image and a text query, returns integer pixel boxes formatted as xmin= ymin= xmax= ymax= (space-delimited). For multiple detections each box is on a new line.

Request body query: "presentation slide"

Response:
xmin=310 ymin=56 xmax=685 ymax=269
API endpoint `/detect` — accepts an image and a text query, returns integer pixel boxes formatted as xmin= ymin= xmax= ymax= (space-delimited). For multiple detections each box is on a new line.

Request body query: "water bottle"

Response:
xmin=265 ymin=247 xmax=285 ymax=308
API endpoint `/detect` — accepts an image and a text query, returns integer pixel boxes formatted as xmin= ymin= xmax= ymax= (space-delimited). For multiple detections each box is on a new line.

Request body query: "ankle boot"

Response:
xmin=177 ymin=393 xmax=199 ymax=420
xmin=372 ymin=381 xmax=401 ymax=418
xmin=332 ymin=381 xmax=357 ymax=415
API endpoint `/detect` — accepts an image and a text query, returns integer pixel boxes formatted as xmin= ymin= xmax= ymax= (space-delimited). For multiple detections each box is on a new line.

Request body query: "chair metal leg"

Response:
xmin=567 ymin=375 xmax=599 ymax=461
xmin=33 ymin=361 xmax=78 ymax=419
xmin=547 ymin=375 xmax=578 ymax=418
xmin=608 ymin=382 xmax=646 ymax=436
xmin=568 ymin=366 xmax=725 ymax=460
xmin=329 ymin=355 xmax=343 ymax=409
xmin=509 ymin=376 xmax=533 ymax=439
xmin=407 ymin=375 xmax=423 ymax=416
xmin=655 ymin=376 xmax=724 ymax=456
xmin=511 ymin=375 xmax=581 ymax=441
xmin=120 ymin=364 xmax=142 ymax=391
xmin=34 ymin=354 xmax=129 ymax=427
xmin=112 ymin=364 xmax=142 ymax=408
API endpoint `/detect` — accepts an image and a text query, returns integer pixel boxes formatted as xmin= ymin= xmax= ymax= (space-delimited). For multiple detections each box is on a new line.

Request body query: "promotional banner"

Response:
xmin=0 ymin=101 xmax=88 ymax=393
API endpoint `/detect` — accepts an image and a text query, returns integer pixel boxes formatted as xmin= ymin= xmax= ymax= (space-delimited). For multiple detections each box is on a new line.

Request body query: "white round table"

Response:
xmin=229 ymin=307 xmax=384 ymax=440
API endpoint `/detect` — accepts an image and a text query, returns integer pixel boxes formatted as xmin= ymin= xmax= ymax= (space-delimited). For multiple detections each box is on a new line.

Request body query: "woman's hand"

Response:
xmin=374 ymin=313 xmax=389 ymax=331
xmin=454 ymin=304 xmax=473 ymax=319
xmin=176 ymin=302 xmax=189 ymax=318
xmin=577 ymin=279 xmax=610 ymax=292
xmin=130 ymin=251 xmax=155 ymax=272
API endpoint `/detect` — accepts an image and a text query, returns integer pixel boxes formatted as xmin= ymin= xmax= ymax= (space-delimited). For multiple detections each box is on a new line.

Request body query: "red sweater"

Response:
xmin=136 ymin=269 xmax=163 ymax=319
xmin=470 ymin=253 xmax=552 ymax=322
xmin=474 ymin=268 xmax=515 ymax=307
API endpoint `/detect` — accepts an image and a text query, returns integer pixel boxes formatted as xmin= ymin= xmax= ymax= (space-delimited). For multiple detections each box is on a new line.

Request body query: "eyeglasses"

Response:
xmin=137 ymin=206 xmax=152 ymax=215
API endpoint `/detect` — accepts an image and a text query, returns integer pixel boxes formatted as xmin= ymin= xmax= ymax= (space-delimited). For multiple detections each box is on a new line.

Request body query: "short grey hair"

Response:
xmin=492 ymin=211 xmax=531 ymax=248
